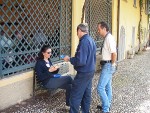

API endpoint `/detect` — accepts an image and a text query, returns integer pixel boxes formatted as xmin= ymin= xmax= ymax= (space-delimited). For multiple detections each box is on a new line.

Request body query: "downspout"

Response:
xmin=117 ymin=0 xmax=120 ymax=60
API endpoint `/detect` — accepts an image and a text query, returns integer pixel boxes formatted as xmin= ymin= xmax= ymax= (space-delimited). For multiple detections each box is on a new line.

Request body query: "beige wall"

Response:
xmin=112 ymin=0 xmax=118 ymax=41
xmin=71 ymin=0 xmax=85 ymax=56
xmin=119 ymin=0 xmax=148 ymax=53
xmin=0 ymin=71 xmax=33 ymax=110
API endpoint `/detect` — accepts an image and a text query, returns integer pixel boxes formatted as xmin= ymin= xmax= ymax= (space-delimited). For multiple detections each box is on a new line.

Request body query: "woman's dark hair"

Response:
xmin=37 ymin=45 xmax=50 ymax=60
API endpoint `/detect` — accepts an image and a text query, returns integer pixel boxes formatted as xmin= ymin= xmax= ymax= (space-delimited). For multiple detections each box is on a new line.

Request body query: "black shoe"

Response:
xmin=97 ymin=105 xmax=102 ymax=110
xmin=97 ymin=105 xmax=110 ymax=112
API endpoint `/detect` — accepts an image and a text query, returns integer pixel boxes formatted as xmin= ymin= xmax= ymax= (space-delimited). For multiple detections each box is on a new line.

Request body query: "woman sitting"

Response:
xmin=35 ymin=45 xmax=72 ymax=106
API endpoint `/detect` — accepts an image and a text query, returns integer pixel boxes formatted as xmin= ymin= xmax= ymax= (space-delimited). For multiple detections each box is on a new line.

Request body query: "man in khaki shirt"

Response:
xmin=97 ymin=21 xmax=117 ymax=113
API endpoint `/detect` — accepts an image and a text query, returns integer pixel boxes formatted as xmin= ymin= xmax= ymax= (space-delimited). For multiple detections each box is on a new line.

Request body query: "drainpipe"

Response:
xmin=117 ymin=0 xmax=120 ymax=60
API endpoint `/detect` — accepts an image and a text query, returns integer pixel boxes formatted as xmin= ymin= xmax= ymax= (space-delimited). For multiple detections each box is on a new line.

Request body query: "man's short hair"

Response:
xmin=98 ymin=21 xmax=109 ymax=32
xmin=77 ymin=23 xmax=89 ymax=33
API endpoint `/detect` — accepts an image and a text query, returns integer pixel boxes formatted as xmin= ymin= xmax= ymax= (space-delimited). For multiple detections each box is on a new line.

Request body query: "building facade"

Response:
xmin=117 ymin=0 xmax=149 ymax=60
xmin=0 ymin=0 xmax=149 ymax=110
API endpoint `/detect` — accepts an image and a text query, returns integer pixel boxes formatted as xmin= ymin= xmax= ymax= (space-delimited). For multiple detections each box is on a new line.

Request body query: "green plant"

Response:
xmin=140 ymin=0 xmax=143 ymax=8
xmin=138 ymin=0 xmax=144 ymax=52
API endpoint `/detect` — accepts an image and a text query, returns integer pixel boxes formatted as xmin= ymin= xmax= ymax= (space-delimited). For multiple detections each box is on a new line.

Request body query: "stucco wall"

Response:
xmin=0 ymin=71 xmax=33 ymax=110
xmin=118 ymin=0 xmax=148 ymax=59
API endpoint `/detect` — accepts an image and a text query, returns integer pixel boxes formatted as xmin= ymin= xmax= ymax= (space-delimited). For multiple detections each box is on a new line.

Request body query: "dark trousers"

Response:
xmin=45 ymin=75 xmax=72 ymax=106
xmin=69 ymin=71 xmax=94 ymax=113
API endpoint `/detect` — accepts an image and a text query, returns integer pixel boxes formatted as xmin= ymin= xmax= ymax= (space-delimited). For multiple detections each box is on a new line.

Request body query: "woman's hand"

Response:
xmin=53 ymin=65 xmax=60 ymax=69
xmin=49 ymin=66 xmax=58 ymax=72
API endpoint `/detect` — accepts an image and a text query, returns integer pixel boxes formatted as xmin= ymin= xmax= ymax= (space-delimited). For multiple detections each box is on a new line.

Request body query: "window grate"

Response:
xmin=85 ymin=0 xmax=112 ymax=52
xmin=0 ymin=0 xmax=72 ymax=78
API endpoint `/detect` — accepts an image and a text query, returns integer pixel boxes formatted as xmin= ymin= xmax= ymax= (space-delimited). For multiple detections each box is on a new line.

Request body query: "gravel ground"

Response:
xmin=1 ymin=49 xmax=150 ymax=113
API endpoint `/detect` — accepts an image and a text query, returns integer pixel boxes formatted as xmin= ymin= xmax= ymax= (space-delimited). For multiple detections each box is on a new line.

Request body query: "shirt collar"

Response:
xmin=80 ymin=34 xmax=88 ymax=41
xmin=104 ymin=32 xmax=109 ymax=38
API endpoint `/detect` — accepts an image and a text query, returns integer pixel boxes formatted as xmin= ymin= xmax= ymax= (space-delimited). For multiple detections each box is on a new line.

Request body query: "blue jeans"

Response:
xmin=69 ymin=71 xmax=94 ymax=113
xmin=45 ymin=76 xmax=72 ymax=106
xmin=97 ymin=63 xmax=116 ymax=112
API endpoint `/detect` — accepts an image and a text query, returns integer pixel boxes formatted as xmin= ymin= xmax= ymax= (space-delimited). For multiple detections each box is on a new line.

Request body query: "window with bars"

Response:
xmin=133 ymin=0 xmax=137 ymax=7
xmin=0 ymin=0 xmax=72 ymax=78
xmin=85 ymin=0 xmax=112 ymax=52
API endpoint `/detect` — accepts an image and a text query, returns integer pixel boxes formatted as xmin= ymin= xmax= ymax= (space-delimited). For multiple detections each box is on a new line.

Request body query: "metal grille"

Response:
xmin=0 ymin=0 xmax=72 ymax=77
xmin=85 ymin=0 xmax=112 ymax=51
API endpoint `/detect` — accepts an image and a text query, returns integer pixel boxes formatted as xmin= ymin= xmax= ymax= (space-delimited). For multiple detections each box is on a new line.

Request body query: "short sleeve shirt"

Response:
xmin=102 ymin=33 xmax=116 ymax=60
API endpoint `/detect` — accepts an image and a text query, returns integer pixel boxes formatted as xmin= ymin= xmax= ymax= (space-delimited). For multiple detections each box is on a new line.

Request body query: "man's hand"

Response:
xmin=111 ymin=52 xmax=117 ymax=65
xmin=112 ymin=63 xmax=116 ymax=67
xmin=63 ymin=56 xmax=70 ymax=62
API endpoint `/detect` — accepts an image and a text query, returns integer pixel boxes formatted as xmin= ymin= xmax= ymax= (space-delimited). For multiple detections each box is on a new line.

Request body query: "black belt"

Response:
xmin=100 ymin=60 xmax=111 ymax=65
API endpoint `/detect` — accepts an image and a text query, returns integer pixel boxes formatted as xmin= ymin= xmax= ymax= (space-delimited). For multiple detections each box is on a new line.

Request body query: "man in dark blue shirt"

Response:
xmin=63 ymin=23 xmax=96 ymax=113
